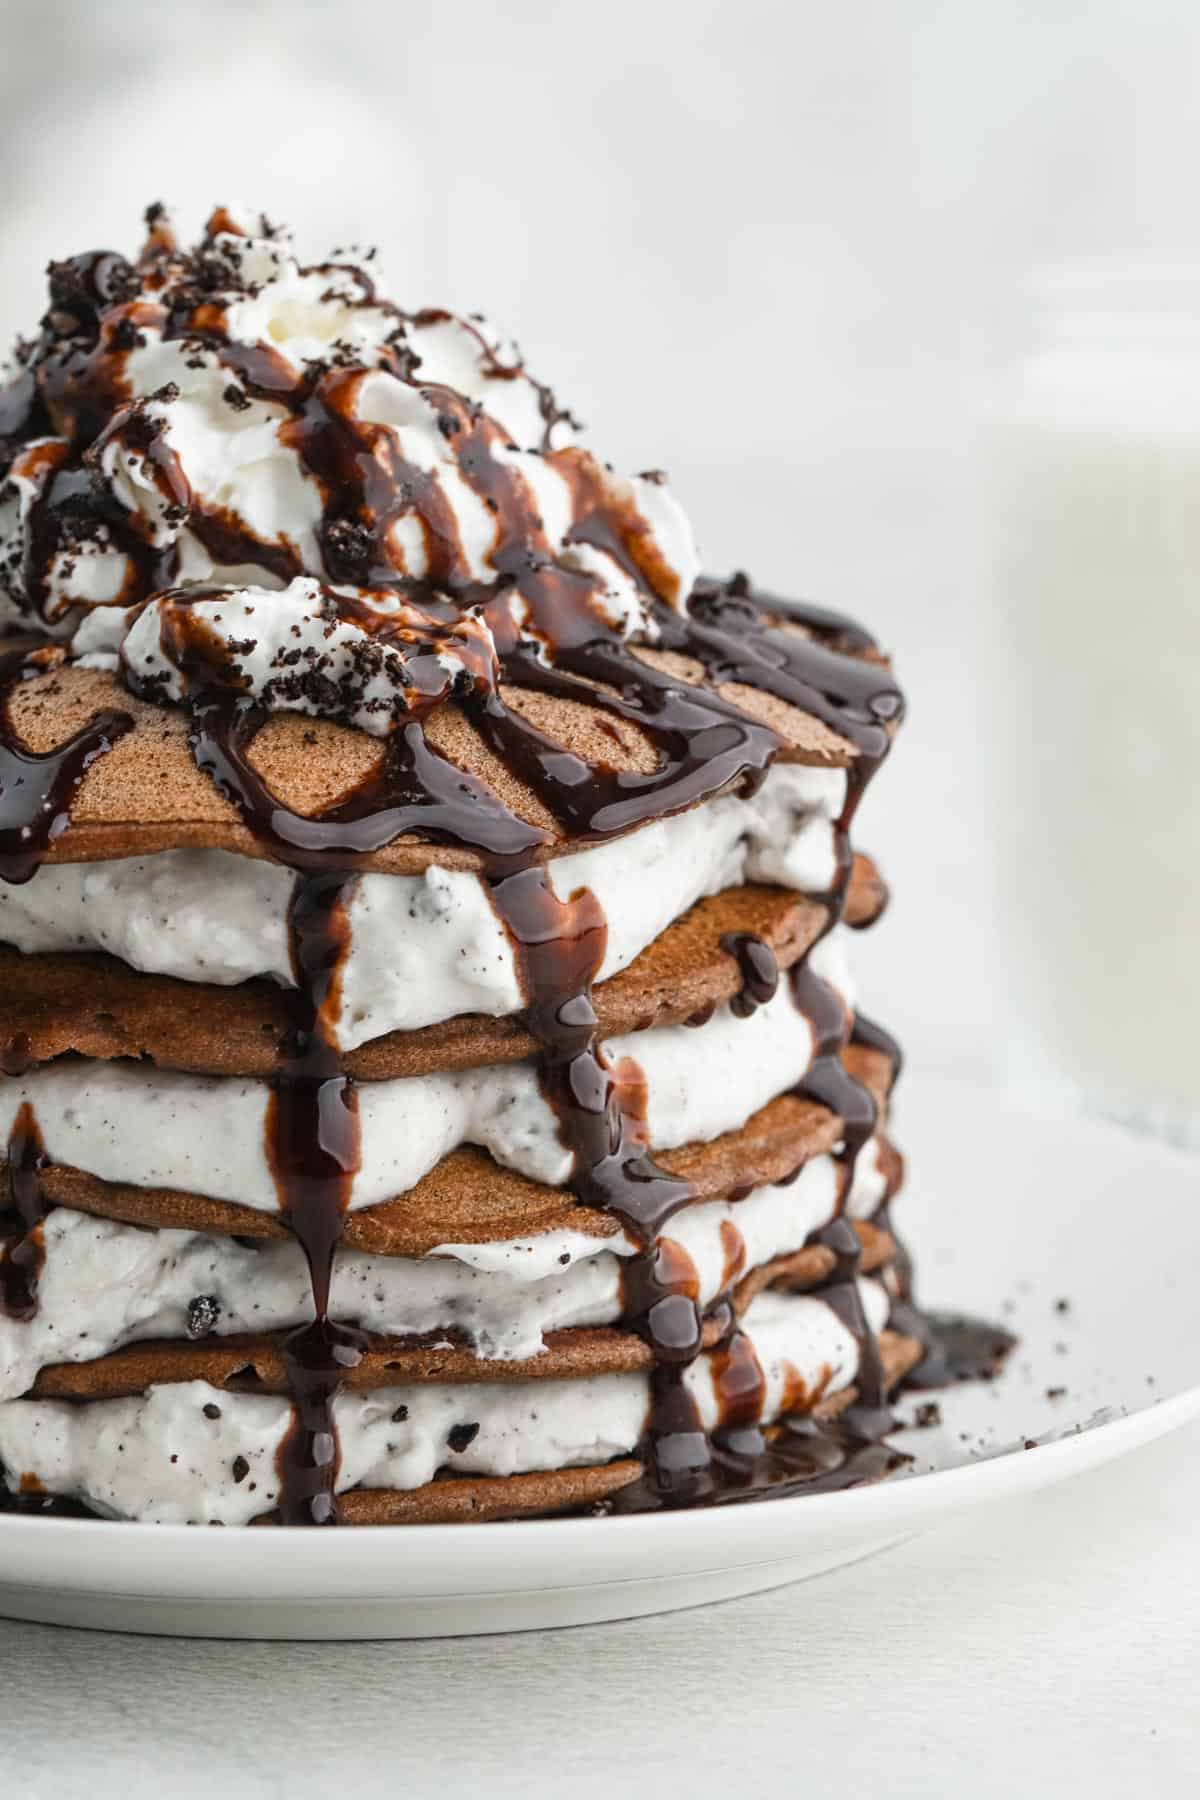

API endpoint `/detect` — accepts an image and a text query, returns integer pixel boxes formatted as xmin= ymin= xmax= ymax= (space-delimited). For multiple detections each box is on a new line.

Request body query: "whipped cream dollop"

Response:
xmin=0 ymin=204 xmax=697 ymax=729
xmin=75 ymin=578 xmax=505 ymax=735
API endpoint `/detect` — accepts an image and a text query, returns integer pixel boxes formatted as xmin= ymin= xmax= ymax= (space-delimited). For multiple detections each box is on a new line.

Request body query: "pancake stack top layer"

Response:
xmin=0 ymin=205 xmax=931 ymax=1526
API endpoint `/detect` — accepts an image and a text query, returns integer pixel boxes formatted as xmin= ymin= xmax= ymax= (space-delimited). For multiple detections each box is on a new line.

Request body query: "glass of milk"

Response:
xmin=988 ymin=263 xmax=1200 ymax=1143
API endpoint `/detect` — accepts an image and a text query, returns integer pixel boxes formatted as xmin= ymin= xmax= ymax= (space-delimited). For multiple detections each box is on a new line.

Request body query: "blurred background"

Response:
xmin=1 ymin=0 xmax=1196 ymax=1128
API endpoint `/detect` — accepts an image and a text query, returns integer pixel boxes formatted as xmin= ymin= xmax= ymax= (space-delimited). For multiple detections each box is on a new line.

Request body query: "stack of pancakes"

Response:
xmin=0 ymin=611 xmax=922 ymax=1525
xmin=0 ymin=205 xmax=932 ymax=1526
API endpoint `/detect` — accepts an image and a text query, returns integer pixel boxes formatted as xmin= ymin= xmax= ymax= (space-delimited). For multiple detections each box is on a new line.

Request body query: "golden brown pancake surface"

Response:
xmin=4 ymin=645 xmax=889 ymax=873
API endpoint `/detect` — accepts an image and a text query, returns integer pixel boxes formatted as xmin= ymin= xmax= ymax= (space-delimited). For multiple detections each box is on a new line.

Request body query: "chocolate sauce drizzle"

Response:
xmin=269 ymin=875 xmax=365 ymax=1525
xmin=720 ymin=932 xmax=779 ymax=1018
xmin=791 ymin=960 xmax=879 ymax=1201
xmin=485 ymin=864 xmax=708 ymax=1501
xmin=0 ymin=1103 xmax=49 ymax=1321
xmin=0 ymin=650 xmax=132 ymax=885
xmin=850 ymin=1010 xmax=905 ymax=1083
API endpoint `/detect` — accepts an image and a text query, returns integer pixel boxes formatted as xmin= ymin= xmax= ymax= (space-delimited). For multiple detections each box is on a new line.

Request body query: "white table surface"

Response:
xmin=1 ymin=1419 xmax=1196 ymax=1798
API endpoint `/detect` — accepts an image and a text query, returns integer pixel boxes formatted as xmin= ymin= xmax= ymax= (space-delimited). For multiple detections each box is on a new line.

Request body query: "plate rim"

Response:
xmin=0 ymin=1382 xmax=1195 ymax=1602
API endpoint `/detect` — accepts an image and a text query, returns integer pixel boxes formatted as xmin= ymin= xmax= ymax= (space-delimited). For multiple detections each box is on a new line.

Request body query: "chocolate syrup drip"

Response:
xmin=809 ymin=1217 xmax=888 ymax=1419
xmin=235 ymin=853 xmax=368 ymax=1521
xmin=608 ymin=1204 xmax=901 ymax=1513
xmin=850 ymin=1011 xmax=905 ymax=1086
xmin=485 ymin=817 xmax=893 ymax=1509
xmin=619 ymin=1255 xmax=714 ymax=1502
xmin=710 ymin=1320 xmax=768 ymax=1437
xmin=711 ymin=576 xmax=881 ymax=654
xmin=719 ymin=932 xmax=779 ymax=1018
xmin=472 ymin=636 xmax=783 ymax=842
xmin=669 ymin=1415 xmax=907 ymax=1507
xmin=0 ymin=652 xmax=132 ymax=885
xmin=651 ymin=1294 xmax=908 ymax=1506
xmin=609 ymin=1300 xmax=907 ymax=1512
xmin=671 ymin=581 xmax=901 ymax=762
xmin=790 ymin=962 xmax=878 ymax=1204
xmin=485 ymin=855 xmax=892 ymax=1512
xmin=489 ymin=864 xmax=748 ymax=1503
xmin=270 ymin=876 xmax=359 ymax=1318
xmin=487 ymin=866 xmax=692 ymax=1233
xmin=0 ymin=1102 xmax=50 ymax=1320
xmin=183 ymin=693 xmax=543 ymax=869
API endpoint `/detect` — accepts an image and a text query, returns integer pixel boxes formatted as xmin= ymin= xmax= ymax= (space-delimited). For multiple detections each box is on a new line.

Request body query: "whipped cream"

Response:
xmin=0 ymin=761 xmax=845 ymax=1048
xmin=79 ymin=580 xmax=504 ymax=735
xmin=0 ymin=1145 xmax=898 ymax=1399
xmin=1 ymin=209 xmax=696 ymax=675
xmin=0 ymin=933 xmax=852 ymax=1212
xmin=0 ymin=1281 xmax=890 ymax=1523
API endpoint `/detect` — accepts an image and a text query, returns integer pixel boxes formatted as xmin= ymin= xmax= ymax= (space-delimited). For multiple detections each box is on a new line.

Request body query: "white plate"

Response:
xmin=0 ymin=1074 xmax=1196 ymax=1639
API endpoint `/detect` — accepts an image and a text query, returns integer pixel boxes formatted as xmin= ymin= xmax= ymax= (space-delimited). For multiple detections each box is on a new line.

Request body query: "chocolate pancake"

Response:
xmin=303 ymin=1461 xmax=646 ymax=1526
xmin=2 ymin=1338 xmax=920 ymax=1528
xmin=0 ymin=860 xmax=886 ymax=1080
xmin=5 ymin=634 xmax=890 ymax=874
xmin=265 ymin=1330 xmax=924 ymax=1525
xmin=2 ymin=1336 xmax=919 ymax=1527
